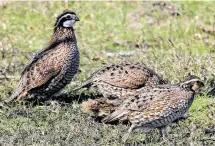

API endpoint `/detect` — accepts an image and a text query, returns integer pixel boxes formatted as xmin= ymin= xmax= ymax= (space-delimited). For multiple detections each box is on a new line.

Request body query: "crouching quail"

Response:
xmin=81 ymin=98 xmax=121 ymax=117
xmin=76 ymin=61 xmax=167 ymax=99
xmin=6 ymin=10 xmax=80 ymax=102
xmin=101 ymin=75 xmax=204 ymax=137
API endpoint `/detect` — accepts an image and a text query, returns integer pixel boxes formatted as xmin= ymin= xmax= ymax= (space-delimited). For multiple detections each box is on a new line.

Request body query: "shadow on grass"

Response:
xmin=24 ymin=90 xmax=101 ymax=106
xmin=1 ymin=90 xmax=101 ymax=110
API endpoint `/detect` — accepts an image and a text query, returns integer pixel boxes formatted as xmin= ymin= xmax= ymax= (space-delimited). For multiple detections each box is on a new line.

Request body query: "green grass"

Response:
xmin=0 ymin=1 xmax=215 ymax=146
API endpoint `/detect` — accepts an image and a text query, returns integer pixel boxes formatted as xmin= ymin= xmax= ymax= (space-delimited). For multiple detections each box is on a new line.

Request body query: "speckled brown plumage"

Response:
xmin=101 ymin=75 xmax=204 ymax=133
xmin=6 ymin=10 xmax=80 ymax=102
xmin=81 ymin=98 xmax=121 ymax=117
xmin=77 ymin=61 xmax=167 ymax=99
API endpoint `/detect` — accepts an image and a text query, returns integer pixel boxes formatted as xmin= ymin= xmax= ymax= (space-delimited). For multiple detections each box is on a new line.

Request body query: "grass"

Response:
xmin=0 ymin=1 xmax=215 ymax=146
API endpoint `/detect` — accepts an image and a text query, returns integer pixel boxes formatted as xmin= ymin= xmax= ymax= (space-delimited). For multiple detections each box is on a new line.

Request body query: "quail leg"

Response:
xmin=122 ymin=124 xmax=135 ymax=143
xmin=123 ymin=125 xmax=152 ymax=143
xmin=159 ymin=126 xmax=168 ymax=138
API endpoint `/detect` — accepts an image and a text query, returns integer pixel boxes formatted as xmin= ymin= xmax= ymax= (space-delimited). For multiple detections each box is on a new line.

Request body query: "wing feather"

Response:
xmin=7 ymin=39 xmax=64 ymax=102
xmin=101 ymin=89 xmax=179 ymax=123
xmin=79 ymin=62 xmax=159 ymax=90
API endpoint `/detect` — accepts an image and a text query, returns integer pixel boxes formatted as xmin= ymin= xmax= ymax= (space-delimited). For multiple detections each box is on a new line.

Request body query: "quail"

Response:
xmin=81 ymin=98 xmax=121 ymax=117
xmin=6 ymin=10 xmax=80 ymax=102
xmin=76 ymin=61 xmax=167 ymax=99
xmin=101 ymin=75 xmax=204 ymax=135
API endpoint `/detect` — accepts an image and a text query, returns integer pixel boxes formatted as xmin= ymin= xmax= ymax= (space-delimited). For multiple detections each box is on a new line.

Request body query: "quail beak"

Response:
xmin=106 ymin=99 xmax=111 ymax=104
xmin=75 ymin=16 xmax=80 ymax=21
xmin=192 ymin=81 xmax=204 ymax=93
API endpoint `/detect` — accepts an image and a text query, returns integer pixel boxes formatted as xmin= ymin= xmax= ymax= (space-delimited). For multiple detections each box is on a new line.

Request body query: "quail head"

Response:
xmin=101 ymin=75 xmax=204 ymax=134
xmin=75 ymin=61 xmax=167 ymax=99
xmin=6 ymin=10 xmax=80 ymax=102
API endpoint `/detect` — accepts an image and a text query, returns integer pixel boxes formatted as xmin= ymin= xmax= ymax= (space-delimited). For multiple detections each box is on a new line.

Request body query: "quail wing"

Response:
xmin=127 ymin=94 xmax=189 ymax=128
xmin=101 ymin=88 xmax=188 ymax=123
xmin=78 ymin=62 xmax=162 ymax=90
xmin=7 ymin=42 xmax=65 ymax=102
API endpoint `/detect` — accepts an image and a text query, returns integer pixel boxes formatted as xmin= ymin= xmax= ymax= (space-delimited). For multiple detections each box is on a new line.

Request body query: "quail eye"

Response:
xmin=66 ymin=15 xmax=72 ymax=19
xmin=196 ymin=81 xmax=202 ymax=85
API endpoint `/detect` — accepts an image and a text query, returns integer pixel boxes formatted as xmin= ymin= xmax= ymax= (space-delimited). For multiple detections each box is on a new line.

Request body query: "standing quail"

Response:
xmin=76 ymin=61 xmax=167 ymax=99
xmin=101 ymin=75 xmax=204 ymax=135
xmin=6 ymin=10 xmax=80 ymax=102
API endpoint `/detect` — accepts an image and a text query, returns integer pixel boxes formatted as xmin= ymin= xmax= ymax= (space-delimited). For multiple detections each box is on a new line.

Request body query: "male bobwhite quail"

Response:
xmin=76 ymin=61 xmax=167 ymax=99
xmin=6 ymin=10 xmax=80 ymax=102
xmin=101 ymin=75 xmax=204 ymax=135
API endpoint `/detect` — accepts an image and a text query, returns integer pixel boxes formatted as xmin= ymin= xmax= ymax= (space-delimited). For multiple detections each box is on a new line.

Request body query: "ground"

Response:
xmin=0 ymin=1 xmax=215 ymax=146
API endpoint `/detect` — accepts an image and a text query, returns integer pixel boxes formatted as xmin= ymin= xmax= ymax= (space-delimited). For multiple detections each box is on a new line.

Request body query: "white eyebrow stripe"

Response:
xmin=61 ymin=14 xmax=73 ymax=18
xmin=182 ymin=78 xmax=200 ymax=84
xmin=56 ymin=14 xmax=74 ymax=26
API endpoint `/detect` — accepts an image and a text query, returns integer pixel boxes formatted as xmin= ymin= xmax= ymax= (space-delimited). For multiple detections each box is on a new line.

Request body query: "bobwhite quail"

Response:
xmin=101 ymin=75 xmax=204 ymax=135
xmin=6 ymin=10 xmax=80 ymax=102
xmin=81 ymin=98 xmax=121 ymax=117
xmin=76 ymin=61 xmax=167 ymax=99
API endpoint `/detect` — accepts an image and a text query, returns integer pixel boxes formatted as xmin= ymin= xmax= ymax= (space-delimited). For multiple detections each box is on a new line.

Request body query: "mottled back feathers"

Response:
xmin=77 ymin=61 xmax=167 ymax=99
xmin=83 ymin=62 xmax=166 ymax=88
